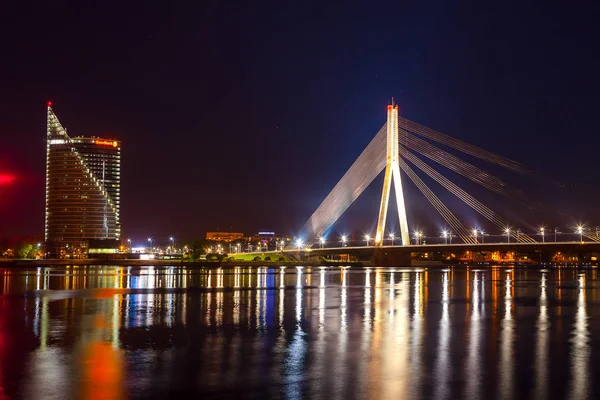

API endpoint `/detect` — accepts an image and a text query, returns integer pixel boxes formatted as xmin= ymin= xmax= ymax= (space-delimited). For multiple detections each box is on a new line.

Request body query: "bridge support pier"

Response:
xmin=372 ymin=248 xmax=411 ymax=267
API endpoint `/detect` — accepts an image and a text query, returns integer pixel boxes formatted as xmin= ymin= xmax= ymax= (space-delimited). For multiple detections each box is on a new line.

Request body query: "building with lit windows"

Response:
xmin=45 ymin=103 xmax=121 ymax=257
xmin=205 ymin=232 xmax=244 ymax=242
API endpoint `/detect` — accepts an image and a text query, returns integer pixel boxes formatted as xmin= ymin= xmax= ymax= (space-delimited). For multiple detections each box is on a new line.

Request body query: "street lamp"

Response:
xmin=341 ymin=235 xmax=347 ymax=247
xmin=319 ymin=237 xmax=325 ymax=249
xmin=389 ymin=233 xmax=395 ymax=246
xmin=296 ymin=239 xmax=303 ymax=249
xmin=480 ymin=230 xmax=485 ymax=244
xmin=413 ymin=231 xmax=423 ymax=245
xmin=147 ymin=237 xmax=152 ymax=251
xmin=364 ymin=234 xmax=371 ymax=247
xmin=472 ymin=228 xmax=478 ymax=243
xmin=413 ymin=231 xmax=418 ymax=245
xmin=170 ymin=236 xmax=175 ymax=252
xmin=505 ymin=228 xmax=511 ymax=243
xmin=539 ymin=227 xmax=545 ymax=243
xmin=576 ymin=225 xmax=584 ymax=242
xmin=555 ymin=228 xmax=559 ymax=243
xmin=127 ymin=238 xmax=131 ymax=252
xmin=442 ymin=230 xmax=448 ymax=245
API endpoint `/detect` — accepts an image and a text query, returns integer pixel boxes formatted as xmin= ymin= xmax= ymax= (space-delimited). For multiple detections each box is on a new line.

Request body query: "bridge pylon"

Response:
xmin=375 ymin=99 xmax=410 ymax=246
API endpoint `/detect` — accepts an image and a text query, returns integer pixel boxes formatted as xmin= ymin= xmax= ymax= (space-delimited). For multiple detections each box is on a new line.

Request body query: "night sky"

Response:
xmin=2 ymin=1 xmax=600 ymax=243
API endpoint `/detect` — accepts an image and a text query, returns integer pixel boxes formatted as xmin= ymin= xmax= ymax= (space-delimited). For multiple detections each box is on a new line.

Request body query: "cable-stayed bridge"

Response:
xmin=296 ymin=99 xmax=597 ymax=255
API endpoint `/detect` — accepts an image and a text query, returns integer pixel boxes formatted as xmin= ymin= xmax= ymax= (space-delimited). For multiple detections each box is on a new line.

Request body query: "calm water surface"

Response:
xmin=1 ymin=265 xmax=600 ymax=399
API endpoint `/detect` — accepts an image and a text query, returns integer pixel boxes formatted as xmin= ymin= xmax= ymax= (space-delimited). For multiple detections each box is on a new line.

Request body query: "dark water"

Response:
xmin=1 ymin=265 xmax=599 ymax=399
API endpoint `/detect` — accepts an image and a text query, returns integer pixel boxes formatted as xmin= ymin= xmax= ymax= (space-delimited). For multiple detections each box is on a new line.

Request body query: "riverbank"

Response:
xmin=0 ymin=258 xmax=364 ymax=268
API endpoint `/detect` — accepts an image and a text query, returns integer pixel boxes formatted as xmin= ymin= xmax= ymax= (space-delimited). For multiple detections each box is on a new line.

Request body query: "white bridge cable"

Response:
xmin=401 ymin=148 xmax=536 ymax=243
xmin=301 ymin=124 xmax=388 ymax=240
xmin=398 ymin=117 xmax=531 ymax=175
xmin=582 ymin=233 xmax=600 ymax=243
xmin=400 ymin=130 xmax=537 ymax=209
xmin=399 ymin=159 xmax=477 ymax=244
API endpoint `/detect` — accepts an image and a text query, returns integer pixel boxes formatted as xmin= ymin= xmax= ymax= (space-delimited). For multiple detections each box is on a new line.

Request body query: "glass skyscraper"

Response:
xmin=45 ymin=103 xmax=121 ymax=257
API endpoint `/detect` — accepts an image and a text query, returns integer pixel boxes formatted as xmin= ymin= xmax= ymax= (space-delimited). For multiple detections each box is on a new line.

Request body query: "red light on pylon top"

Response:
xmin=47 ymin=101 xmax=52 ymax=107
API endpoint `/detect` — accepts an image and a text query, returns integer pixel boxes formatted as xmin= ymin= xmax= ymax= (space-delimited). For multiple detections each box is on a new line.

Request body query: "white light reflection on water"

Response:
xmin=319 ymin=269 xmax=326 ymax=326
xmin=233 ymin=268 xmax=241 ymax=326
xmin=410 ymin=271 xmax=424 ymax=398
xmin=465 ymin=271 xmax=482 ymax=400
xmin=255 ymin=268 xmax=262 ymax=329
xmin=233 ymin=267 xmax=240 ymax=292
xmin=369 ymin=269 xmax=383 ymax=398
xmin=146 ymin=267 xmax=156 ymax=327
xmin=389 ymin=271 xmax=395 ymax=320
xmin=40 ymin=296 xmax=49 ymax=351
xmin=380 ymin=271 xmax=410 ymax=399
xmin=533 ymin=272 xmax=549 ymax=399
xmin=284 ymin=274 xmax=307 ymax=400
xmin=112 ymin=294 xmax=120 ymax=349
xmin=279 ymin=267 xmax=285 ymax=289
xmin=278 ymin=286 xmax=285 ymax=328
xmin=435 ymin=270 xmax=451 ymax=400
xmin=333 ymin=268 xmax=349 ymax=398
xmin=568 ymin=274 xmax=589 ymax=400
xmin=314 ymin=268 xmax=326 ymax=382
xmin=216 ymin=269 xmax=224 ymax=327
xmin=358 ymin=268 xmax=372 ymax=397
xmin=340 ymin=268 xmax=348 ymax=332
xmin=363 ymin=268 xmax=372 ymax=332
xmin=498 ymin=271 xmax=514 ymax=399
xmin=24 ymin=295 xmax=68 ymax=400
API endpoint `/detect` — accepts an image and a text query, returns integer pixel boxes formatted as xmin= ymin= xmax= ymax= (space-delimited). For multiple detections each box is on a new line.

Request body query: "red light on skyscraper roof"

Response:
xmin=95 ymin=139 xmax=119 ymax=147
xmin=47 ymin=101 xmax=52 ymax=107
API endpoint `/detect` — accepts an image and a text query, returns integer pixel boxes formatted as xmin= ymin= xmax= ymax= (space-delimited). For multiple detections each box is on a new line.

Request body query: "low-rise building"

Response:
xmin=206 ymin=232 xmax=244 ymax=242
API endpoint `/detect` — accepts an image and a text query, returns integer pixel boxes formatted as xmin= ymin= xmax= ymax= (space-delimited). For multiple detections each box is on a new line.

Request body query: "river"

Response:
xmin=0 ymin=265 xmax=598 ymax=399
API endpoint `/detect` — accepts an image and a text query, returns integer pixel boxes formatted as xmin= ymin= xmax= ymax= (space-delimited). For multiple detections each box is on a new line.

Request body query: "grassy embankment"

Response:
xmin=227 ymin=252 xmax=294 ymax=262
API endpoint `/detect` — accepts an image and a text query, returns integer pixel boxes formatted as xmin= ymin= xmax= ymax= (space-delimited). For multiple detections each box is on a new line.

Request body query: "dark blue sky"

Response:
xmin=1 ymin=0 xmax=600 ymax=242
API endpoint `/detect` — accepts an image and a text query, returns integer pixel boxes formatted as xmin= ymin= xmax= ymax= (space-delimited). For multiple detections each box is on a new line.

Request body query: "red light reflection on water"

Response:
xmin=0 ymin=300 xmax=7 ymax=398
xmin=80 ymin=316 xmax=124 ymax=400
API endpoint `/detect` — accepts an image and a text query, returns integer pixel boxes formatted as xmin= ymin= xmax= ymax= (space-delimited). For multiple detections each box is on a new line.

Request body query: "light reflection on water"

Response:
xmin=0 ymin=266 xmax=600 ymax=398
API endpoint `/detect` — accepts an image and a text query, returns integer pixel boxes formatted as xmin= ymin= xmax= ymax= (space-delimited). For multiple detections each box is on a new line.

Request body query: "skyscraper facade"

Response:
xmin=45 ymin=103 xmax=121 ymax=256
